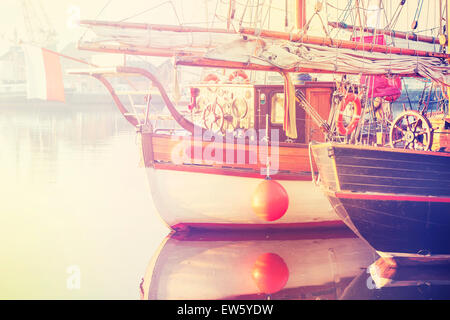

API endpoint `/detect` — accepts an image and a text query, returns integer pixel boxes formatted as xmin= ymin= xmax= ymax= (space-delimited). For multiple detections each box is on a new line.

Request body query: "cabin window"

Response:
xmin=271 ymin=93 xmax=285 ymax=125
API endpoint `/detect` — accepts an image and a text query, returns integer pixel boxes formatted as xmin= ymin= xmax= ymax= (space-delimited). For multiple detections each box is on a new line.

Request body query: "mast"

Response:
xmin=447 ymin=0 xmax=449 ymax=46
xmin=295 ymin=0 xmax=306 ymax=31
xmin=20 ymin=0 xmax=57 ymax=47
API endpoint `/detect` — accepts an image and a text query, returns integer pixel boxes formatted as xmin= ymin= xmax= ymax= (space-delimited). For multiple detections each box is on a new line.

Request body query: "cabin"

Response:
xmin=188 ymin=81 xmax=336 ymax=144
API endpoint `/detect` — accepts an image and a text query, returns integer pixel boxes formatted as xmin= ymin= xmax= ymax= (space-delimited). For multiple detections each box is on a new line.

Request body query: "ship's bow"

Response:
xmin=311 ymin=142 xmax=450 ymax=262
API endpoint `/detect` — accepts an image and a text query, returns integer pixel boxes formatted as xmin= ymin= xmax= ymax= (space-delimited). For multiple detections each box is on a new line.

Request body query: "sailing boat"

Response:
xmin=70 ymin=1 xmax=347 ymax=230
xmin=72 ymin=0 xmax=450 ymax=248
xmin=308 ymin=1 xmax=450 ymax=263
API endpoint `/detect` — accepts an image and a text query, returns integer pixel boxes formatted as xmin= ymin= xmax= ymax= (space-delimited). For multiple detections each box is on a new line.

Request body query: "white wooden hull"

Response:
xmin=145 ymin=167 xmax=342 ymax=230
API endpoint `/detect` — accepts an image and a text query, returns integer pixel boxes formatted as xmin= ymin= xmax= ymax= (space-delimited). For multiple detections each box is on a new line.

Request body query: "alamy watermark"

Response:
xmin=170 ymin=126 xmax=280 ymax=175
xmin=66 ymin=265 xmax=81 ymax=290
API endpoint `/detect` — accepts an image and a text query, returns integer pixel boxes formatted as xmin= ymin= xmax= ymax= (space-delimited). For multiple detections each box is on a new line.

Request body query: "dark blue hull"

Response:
xmin=311 ymin=143 xmax=450 ymax=259
xmin=327 ymin=193 xmax=450 ymax=257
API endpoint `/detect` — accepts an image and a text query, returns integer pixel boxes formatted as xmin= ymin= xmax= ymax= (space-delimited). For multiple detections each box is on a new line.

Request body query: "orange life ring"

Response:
xmin=336 ymin=93 xmax=362 ymax=136
xmin=203 ymin=73 xmax=220 ymax=83
xmin=228 ymin=70 xmax=249 ymax=83
xmin=441 ymin=85 xmax=449 ymax=100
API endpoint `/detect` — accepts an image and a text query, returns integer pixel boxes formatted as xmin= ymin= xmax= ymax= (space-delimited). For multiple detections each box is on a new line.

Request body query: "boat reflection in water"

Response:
xmin=342 ymin=258 xmax=450 ymax=300
xmin=140 ymin=228 xmax=377 ymax=300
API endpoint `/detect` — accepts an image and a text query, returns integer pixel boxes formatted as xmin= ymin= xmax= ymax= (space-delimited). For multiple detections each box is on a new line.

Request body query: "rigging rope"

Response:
xmin=79 ymin=0 xmax=114 ymax=42
xmin=411 ymin=0 xmax=424 ymax=30
xmin=118 ymin=1 xmax=182 ymax=24
xmin=386 ymin=0 xmax=405 ymax=30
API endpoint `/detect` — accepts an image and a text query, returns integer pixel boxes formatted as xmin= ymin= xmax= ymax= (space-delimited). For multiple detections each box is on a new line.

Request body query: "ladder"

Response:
xmin=116 ymin=89 xmax=160 ymax=128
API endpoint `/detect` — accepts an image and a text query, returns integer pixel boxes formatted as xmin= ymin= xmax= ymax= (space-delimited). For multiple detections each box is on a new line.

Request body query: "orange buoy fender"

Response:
xmin=252 ymin=253 xmax=289 ymax=294
xmin=203 ymin=73 xmax=220 ymax=83
xmin=336 ymin=93 xmax=362 ymax=136
xmin=251 ymin=179 xmax=289 ymax=222
xmin=228 ymin=69 xmax=249 ymax=83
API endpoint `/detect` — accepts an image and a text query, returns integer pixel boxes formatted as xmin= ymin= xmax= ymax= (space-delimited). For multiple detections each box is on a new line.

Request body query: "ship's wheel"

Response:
xmin=195 ymin=96 xmax=210 ymax=113
xmin=203 ymin=102 xmax=224 ymax=132
xmin=232 ymin=97 xmax=248 ymax=119
xmin=222 ymin=102 xmax=239 ymax=132
xmin=389 ymin=110 xmax=433 ymax=151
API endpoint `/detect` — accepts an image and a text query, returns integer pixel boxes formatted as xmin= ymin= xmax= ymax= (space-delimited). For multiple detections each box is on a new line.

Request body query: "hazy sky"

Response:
xmin=0 ymin=0 xmax=198 ymax=50
xmin=0 ymin=0 xmax=441 ymax=52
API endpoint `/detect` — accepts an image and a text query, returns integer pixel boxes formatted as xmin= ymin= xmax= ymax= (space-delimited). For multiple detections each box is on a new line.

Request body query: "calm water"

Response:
xmin=0 ymin=103 xmax=169 ymax=299
xmin=1 ymin=102 xmax=449 ymax=300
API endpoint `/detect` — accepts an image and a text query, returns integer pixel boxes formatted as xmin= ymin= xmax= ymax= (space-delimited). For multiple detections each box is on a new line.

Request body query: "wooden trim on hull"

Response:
xmin=313 ymin=142 xmax=450 ymax=158
xmin=311 ymin=143 xmax=450 ymax=197
xmin=153 ymin=163 xmax=310 ymax=181
xmin=142 ymin=132 xmax=316 ymax=180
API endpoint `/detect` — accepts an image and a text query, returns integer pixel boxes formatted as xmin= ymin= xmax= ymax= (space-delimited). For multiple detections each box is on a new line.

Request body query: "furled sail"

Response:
xmin=222 ymin=40 xmax=446 ymax=87
xmin=77 ymin=18 xmax=450 ymax=87
xmin=78 ymin=20 xmax=241 ymax=56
